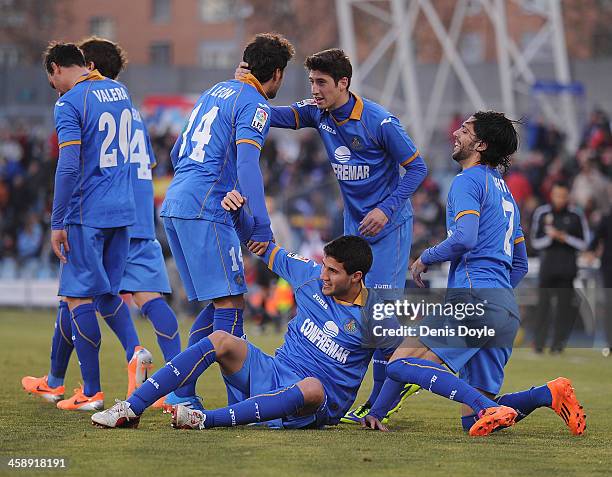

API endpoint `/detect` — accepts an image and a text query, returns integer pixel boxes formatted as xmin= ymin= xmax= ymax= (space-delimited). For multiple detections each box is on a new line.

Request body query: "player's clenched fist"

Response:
xmin=221 ymin=190 xmax=245 ymax=211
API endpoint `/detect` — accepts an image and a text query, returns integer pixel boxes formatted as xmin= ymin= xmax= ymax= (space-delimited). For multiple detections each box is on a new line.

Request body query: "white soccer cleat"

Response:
xmin=171 ymin=404 xmax=206 ymax=430
xmin=127 ymin=346 xmax=154 ymax=397
xmin=91 ymin=400 xmax=140 ymax=428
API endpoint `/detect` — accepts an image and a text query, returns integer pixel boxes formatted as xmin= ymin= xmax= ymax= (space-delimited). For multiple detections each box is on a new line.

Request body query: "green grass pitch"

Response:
xmin=1 ymin=309 xmax=610 ymax=476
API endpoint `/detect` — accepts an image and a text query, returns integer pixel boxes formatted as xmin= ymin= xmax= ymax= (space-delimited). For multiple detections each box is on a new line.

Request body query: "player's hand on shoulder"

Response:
xmin=221 ymin=190 xmax=245 ymax=211
xmin=247 ymin=240 xmax=269 ymax=256
xmin=359 ymin=208 xmax=389 ymax=237
xmin=234 ymin=62 xmax=251 ymax=80
xmin=410 ymin=256 xmax=428 ymax=288
xmin=361 ymin=414 xmax=389 ymax=432
xmin=51 ymin=229 xmax=69 ymax=264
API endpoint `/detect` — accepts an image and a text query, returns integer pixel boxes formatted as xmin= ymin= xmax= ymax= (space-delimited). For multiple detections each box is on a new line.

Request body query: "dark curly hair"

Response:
xmin=43 ymin=42 xmax=85 ymax=74
xmin=243 ymin=33 xmax=295 ymax=84
xmin=472 ymin=110 xmax=521 ymax=174
xmin=78 ymin=36 xmax=127 ymax=80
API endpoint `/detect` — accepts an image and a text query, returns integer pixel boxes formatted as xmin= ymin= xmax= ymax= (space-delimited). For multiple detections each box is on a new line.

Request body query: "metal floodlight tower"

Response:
xmin=336 ymin=0 xmax=579 ymax=152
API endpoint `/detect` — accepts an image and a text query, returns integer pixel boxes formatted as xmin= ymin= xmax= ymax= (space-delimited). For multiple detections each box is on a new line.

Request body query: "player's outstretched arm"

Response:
xmin=234 ymin=62 xmax=316 ymax=130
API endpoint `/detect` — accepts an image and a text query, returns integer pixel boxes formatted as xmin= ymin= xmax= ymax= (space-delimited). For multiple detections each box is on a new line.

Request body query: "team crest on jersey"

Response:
xmin=251 ymin=107 xmax=268 ymax=132
xmin=344 ymin=319 xmax=357 ymax=334
xmin=287 ymin=252 xmax=309 ymax=263
xmin=350 ymin=136 xmax=364 ymax=151
xmin=296 ymin=98 xmax=317 ymax=107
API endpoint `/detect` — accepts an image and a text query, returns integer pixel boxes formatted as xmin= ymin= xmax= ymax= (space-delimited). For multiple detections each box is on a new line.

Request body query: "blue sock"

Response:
xmin=49 ymin=301 xmax=73 ymax=387
xmin=369 ymin=378 xmax=405 ymax=420
xmin=174 ymin=303 xmax=215 ymax=398
xmin=213 ymin=307 xmax=243 ymax=337
xmin=95 ymin=294 xmax=140 ymax=362
xmin=203 ymin=384 xmax=305 ymax=428
xmin=127 ymin=338 xmax=216 ymax=415
xmin=70 ymin=303 xmax=101 ymax=397
xmin=141 ymin=297 xmax=181 ymax=362
xmin=365 ymin=350 xmax=387 ymax=405
xmin=188 ymin=303 xmax=215 ymax=346
xmin=461 ymin=413 xmax=478 ymax=432
xmin=387 ymin=358 xmax=498 ymax=414
xmin=495 ymin=385 xmax=552 ymax=422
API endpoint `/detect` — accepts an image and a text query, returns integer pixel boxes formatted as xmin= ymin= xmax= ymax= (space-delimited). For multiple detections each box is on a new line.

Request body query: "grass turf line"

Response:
xmin=1 ymin=309 xmax=611 ymax=477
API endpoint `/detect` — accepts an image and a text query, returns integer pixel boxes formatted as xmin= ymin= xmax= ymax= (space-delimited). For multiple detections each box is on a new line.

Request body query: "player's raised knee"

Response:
xmin=298 ymin=377 xmax=325 ymax=407
xmin=208 ymin=329 xmax=239 ymax=355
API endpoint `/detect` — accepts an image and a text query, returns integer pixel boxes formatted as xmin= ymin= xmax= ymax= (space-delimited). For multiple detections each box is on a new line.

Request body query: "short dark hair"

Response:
xmin=43 ymin=42 xmax=85 ymax=74
xmin=552 ymin=180 xmax=569 ymax=190
xmin=243 ymin=33 xmax=295 ymax=84
xmin=304 ymin=48 xmax=352 ymax=87
xmin=79 ymin=37 xmax=127 ymax=80
xmin=323 ymin=235 xmax=373 ymax=276
xmin=472 ymin=111 xmax=520 ymax=173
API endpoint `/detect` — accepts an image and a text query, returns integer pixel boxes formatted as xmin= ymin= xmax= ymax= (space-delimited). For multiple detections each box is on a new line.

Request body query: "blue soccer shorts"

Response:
xmin=119 ymin=238 xmax=172 ymax=294
xmin=364 ymin=217 xmax=412 ymax=298
xmin=420 ymin=299 xmax=520 ymax=395
xmin=163 ymin=217 xmax=247 ymax=301
xmin=58 ymin=224 xmax=129 ymax=298
xmin=223 ymin=342 xmax=330 ymax=429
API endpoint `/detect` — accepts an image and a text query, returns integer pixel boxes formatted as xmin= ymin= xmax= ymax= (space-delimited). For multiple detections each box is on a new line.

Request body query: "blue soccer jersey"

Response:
xmin=128 ymin=107 xmax=156 ymax=240
xmin=445 ymin=164 xmax=524 ymax=289
xmin=270 ymin=95 xmax=420 ymax=243
xmin=260 ymin=245 xmax=399 ymax=423
xmin=54 ymin=69 xmax=135 ymax=228
xmin=161 ymin=77 xmax=271 ymax=224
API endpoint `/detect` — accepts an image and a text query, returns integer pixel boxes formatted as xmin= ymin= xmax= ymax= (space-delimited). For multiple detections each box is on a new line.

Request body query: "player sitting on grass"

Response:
xmin=91 ymin=190 xmax=402 ymax=430
xmin=362 ymin=111 xmax=586 ymax=436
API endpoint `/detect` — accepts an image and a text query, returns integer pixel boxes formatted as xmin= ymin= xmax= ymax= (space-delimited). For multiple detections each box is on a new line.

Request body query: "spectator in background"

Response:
xmin=531 ymin=181 xmax=590 ymax=353
xmin=266 ymin=195 xmax=294 ymax=251
xmin=571 ymin=152 xmax=611 ymax=220
xmin=586 ymin=213 xmax=612 ymax=357
xmin=16 ymin=212 xmax=44 ymax=277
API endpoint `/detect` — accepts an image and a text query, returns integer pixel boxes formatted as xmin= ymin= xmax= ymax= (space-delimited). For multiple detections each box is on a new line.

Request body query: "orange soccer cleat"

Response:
xmin=21 ymin=375 xmax=65 ymax=403
xmin=547 ymin=377 xmax=586 ymax=436
xmin=469 ymin=405 xmax=518 ymax=436
xmin=56 ymin=386 xmax=104 ymax=411
xmin=126 ymin=346 xmax=153 ymax=398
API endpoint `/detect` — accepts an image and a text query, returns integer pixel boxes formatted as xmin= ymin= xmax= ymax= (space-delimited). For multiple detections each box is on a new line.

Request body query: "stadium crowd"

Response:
xmin=1 ymin=108 xmax=610 ymax=319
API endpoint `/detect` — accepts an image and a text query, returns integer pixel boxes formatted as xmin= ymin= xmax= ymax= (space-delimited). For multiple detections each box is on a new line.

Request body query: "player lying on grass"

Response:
xmin=235 ymin=48 xmax=425 ymax=425
xmin=91 ymin=190 xmax=407 ymax=430
xmin=361 ymin=111 xmax=586 ymax=436
xmin=22 ymin=38 xmax=182 ymax=410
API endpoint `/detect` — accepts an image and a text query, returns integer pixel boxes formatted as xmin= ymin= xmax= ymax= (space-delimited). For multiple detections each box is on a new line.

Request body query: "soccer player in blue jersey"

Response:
xmin=25 ymin=43 xmax=137 ymax=411
xmin=147 ymin=33 xmax=295 ymax=409
xmin=362 ymin=111 xmax=586 ymax=436
xmin=235 ymin=48 xmax=425 ymax=423
xmin=22 ymin=39 xmax=183 ymax=408
xmin=91 ymin=190 xmax=401 ymax=429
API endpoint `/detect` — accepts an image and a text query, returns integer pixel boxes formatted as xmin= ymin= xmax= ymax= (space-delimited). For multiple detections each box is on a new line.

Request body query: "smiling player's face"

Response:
xmin=452 ymin=116 xmax=479 ymax=163
xmin=308 ymin=70 xmax=348 ymax=111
